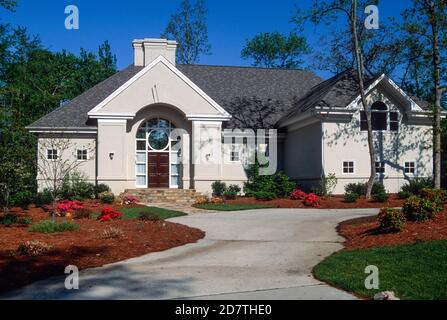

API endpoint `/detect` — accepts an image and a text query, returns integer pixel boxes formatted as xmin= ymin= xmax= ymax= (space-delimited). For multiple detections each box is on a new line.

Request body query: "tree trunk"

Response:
xmin=351 ymin=0 xmax=376 ymax=199
xmin=430 ymin=1 xmax=442 ymax=189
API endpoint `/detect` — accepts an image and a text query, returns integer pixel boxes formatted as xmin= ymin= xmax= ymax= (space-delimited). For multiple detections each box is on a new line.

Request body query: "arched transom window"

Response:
xmin=360 ymin=101 xmax=399 ymax=132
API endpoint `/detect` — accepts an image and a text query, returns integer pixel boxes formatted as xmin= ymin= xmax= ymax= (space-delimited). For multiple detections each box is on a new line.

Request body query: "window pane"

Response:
xmin=372 ymin=112 xmax=387 ymax=131
xmin=137 ymin=141 xmax=146 ymax=151
xmin=136 ymin=153 xmax=146 ymax=163
xmin=136 ymin=164 xmax=146 ymax=174
xmin=171 ymin=152 xmax=179 ymax=164
xmin=360 ymin=112 xmax=368 ymax=131
xmin=137 ymin=128 xmax=146 ymax=139
xmin=390 ymin=112 xmax=399 ymax=132
xmin=390 ymin=112 xmax=398 ymax=121
xmin=136 ymin=176 xmax=146 ymax=186
xmin=171 ymin=175 xmax=179 ymax=186
xmin=171 ymin=164 xmax=179 ymax=175
xmin=147 ymin=118 xmax=158 ymax=128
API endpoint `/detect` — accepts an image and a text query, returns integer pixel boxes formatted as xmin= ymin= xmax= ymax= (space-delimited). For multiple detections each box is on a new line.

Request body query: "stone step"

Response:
xmin=122 ymin=189 xmax=201 ymax=204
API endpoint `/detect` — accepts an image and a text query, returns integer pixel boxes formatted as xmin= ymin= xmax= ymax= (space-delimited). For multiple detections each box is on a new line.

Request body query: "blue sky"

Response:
xmin=2 ymin=0 xmax=411 ymax=78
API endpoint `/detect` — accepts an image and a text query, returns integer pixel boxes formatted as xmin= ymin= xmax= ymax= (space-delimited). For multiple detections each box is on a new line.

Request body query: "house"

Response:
xmin=28 ymin=38 xmax=435 ymax=196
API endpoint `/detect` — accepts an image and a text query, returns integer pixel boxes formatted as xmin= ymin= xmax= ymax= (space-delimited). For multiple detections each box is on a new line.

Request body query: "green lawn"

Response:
xmin=119 ymin=207 xmax=187 ymax=220
xmin=314 ymin=240 xmax=447 ymax=300
xmin=194 ymin=203 xmax=275 ymax=211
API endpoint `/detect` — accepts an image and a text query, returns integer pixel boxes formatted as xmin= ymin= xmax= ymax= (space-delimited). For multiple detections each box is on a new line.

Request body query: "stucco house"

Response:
xmin=28 ymin=38 xmax=435 ymax=197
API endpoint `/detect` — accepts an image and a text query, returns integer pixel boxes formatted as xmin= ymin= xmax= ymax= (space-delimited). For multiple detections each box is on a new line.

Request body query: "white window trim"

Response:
xmin=76 ymin=149 xmax=89 ymax=162
xmin=404 ymin=161 xmax=416 ymax=175
xmin=342 ymin=160 xmax=356 ymax=175
xmin=46 ymin=149 xmax=59 ymax=161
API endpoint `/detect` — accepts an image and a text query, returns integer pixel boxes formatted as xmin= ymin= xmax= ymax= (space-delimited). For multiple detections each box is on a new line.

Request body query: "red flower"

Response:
xmin=291 ymin=189 xmax=307 ymax=201
xmin=304 ymin=193 xmax=321 ymax=208
xmin=98 ymin=207 xmax=122 ymax=222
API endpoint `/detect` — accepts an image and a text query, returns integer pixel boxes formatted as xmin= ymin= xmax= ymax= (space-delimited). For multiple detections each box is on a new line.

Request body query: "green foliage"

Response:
xmin=18 ymin=240 xmax=52 ymax=257
xmin=10 ymin=191 xmax=33 ymax=209
xmin=28 ymin=220 xmax=80 ymax=234
xmin=344 ymin=192 xmax=359 ymax=203
xmin=224 ymin=184 xmax=242 ymax=200
xmin=99 ymin=192 xmax=115 ymax=204
xmin=119 ymin=207 xmax=187 ymax=220
xmin=419 ymin=188 xmax=447 ymax=204
xmin=372 ymin=190 xmax=390 ymax=203
xmin=244 ymin=164 xmax=296 ymax=200
xmin=94 ymin=184 xmax=111 ymax=198
xmin=161 ymin=0 xmax=211 ymax=64
xmin=211 ymin=181 xmax=227 ymax=197
xmin=402 ymin=196 xmax=442 ymax=222
xmin=378 ymin=208 xmax=406 ymax=233
xmin=241 ymin=32 xmax=309 ymax=69
xmin=400 ymin=178 xmax=434 ymax=196
xmin=33 ymin=189 xmax=53 ymax=207
xmin=344 ymin=182 xmax=386 ymax=198
xmin=60 ymin=172 xmax=95 ymax=200
xmin=0 ymin=213 xmax=32 ymax=226
xmin=398 ymin=190 xmax=413 ymax=200
xmin=254 ymin=191 xmax=276 ymax=201
xmin=313 ymin=173 xmax=338 ymax=198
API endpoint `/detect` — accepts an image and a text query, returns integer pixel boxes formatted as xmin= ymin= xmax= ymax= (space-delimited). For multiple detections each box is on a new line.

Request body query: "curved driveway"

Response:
xmin=3 ymin=208 xmax=378 ymax=300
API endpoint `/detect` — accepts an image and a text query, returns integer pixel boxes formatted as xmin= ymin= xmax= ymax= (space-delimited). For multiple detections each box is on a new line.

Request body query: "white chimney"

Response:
xmin=132 ymin=38 xmax=177 ymax=67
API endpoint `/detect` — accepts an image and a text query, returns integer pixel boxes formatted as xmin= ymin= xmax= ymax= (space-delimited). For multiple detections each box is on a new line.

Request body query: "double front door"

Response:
xmin=148 ymin=153 xmax=169 ymax=188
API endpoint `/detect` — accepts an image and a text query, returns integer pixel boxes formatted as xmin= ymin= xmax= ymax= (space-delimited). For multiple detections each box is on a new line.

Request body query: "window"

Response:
xmin=375 ymin=161 xmax=386 ymax=174
xmin=360 ymin=102 xmax=399 ymax=132
xmin=390 ymin=112 xmax=399 ymax=132
xmin=230 ymin=151 xmax=240 ymax=162
xmin=47 ymin=149 xmax=58 ymax=160
xmin=77 ymin=149 xmax=88 ymax=161
xmin=405 ymin=162 xmax=415 ymax=174
xmin=343 ymin=161 xmax=355 ymax=174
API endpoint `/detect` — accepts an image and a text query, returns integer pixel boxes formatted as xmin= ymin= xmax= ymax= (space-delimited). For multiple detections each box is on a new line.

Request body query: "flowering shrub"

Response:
xmin=122 ymin=195 xmax=140 ymax=205
xmin=57 ymin=200 xmax=84 ymax=216
xmin=378 ymin=208 xmax=406 ymax=233
xmin=291 ymin=189 xmax=307 ymax=201
xmin=304 ymin=193 xmax=320 ymax=207
xmin=97 ymin=207 xmax=123 ymax=222
xmin=99 ymin=192 xmax=115 ymax=204
xmin=18 ymin=240 xmax=52 ymax=256
xmin=402 ymin=196 xmax=441 ymax=222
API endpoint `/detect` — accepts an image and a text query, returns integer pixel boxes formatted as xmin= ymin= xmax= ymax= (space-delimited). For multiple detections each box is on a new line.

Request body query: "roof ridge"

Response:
xmin=178 ymin=63 xmax=314 ymax=73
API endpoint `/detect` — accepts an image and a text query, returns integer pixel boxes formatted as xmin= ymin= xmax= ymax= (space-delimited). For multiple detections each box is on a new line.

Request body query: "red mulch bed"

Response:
xmin=227 ymin=195 xmax=405 ymax=209
xmin=338 ymin=207 xmax=447 ymax=250
xmin=0 ymin=205 xmax=204 ymax=295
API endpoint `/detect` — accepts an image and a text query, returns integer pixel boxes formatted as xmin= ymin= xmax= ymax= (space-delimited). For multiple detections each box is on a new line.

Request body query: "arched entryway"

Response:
xmin=135 ymin=118 xmax=182 ymax=189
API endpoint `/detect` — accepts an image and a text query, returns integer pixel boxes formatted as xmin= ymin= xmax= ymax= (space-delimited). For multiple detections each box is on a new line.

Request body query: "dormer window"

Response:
xmin=360 ymin=101 xmax=399 ymax=132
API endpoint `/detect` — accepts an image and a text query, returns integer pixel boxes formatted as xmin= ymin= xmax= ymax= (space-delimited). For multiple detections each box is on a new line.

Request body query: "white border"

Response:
xmin=342 ymin=160 xmax=356 ymax=175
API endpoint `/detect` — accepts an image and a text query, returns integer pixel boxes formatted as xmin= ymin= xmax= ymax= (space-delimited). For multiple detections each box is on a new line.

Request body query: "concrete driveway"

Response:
xmin=2 ymin=208 xmax=378 ymax=300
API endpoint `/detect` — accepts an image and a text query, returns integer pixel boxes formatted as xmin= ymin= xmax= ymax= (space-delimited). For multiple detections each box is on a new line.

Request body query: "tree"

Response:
xmin=0 ymin=0 xmax=16 ymax=11
xmin=241 ymin=32 xmax=309 ymax=69
xmin=36 ymin=137 xmax=94 ymax=220
xmin=399 ymin=0 xmax=447 ymax=189
xmin=162 ymin=0 xmax=211 ymax=64
xmin=294 ymin=0 xmax=385 ymax=198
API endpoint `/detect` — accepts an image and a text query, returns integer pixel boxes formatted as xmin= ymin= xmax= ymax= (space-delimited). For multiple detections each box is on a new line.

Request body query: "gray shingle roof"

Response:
xmin=28 ymin=63 xmax=323 ymax=130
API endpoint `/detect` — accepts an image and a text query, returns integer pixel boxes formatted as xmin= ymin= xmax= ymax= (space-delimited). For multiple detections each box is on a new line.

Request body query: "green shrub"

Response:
xmin=211 ymin=181 xmax=227 ymax=197
xmin=344 ymin=192 xmax=359 ymax=203
xmin=244 ymin=164 xmax=295 ymax=199
xmin=60 ymin=172 xmax=95 ymax=200
xmin=419 ymin=188 xmax=447 ymax=204
xmin=254 ymin=191 xmax=276 ymax=201
xmin=138 ymin=211 xmax=161 ymax=222
xmin=398 ymin=191 xmax=412 ymax=200
xmin=402 ymin=196 xmax=441 ymax=222
xmin=224 ymin=185 xmax=241 ymax=200
xmin=29 ymin=220 xmax=80 ymax=234
xmin=0 ymin=214 xmax=31 ymax=226
xmin=372 ymin=191 xmax=390 ymax=203
xmin=10 ymin=191 xmax=33 ymax=209
xmin=94 ymin=184 xmax=111 ymax=198
xmin=99 ymin=192 xmax=115 ymax=204
xmin=34 ymin=189 xmax=53 ymax=208
xmin=400 ymin=178 xmax=434 ymax=196
xmin=17 ymin=240 xmax=52 ymax=256
xmin=313 ymin=174 xmax=338 ymax=198
xmin=344 ymin=182 xmax=386 ymax=198
xmin=378 ymin=208 xmax=406 ymax=233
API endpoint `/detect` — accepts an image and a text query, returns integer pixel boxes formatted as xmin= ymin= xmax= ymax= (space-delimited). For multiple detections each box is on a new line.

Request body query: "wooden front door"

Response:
xmin=148 ymin=153 xmax=170 ymax=188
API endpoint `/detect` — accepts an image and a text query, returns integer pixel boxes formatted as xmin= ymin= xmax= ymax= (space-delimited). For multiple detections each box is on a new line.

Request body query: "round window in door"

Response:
xmin=148 ymin=129 xmax=169 ymax=151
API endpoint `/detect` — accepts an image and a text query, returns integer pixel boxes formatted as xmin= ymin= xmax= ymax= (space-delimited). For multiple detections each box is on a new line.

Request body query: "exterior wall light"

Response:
xmin=109 ymin=152 xmax=115 ymax=160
